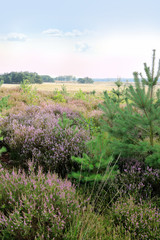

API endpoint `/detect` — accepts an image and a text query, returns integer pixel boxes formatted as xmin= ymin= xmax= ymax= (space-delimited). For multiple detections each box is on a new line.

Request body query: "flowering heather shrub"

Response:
xmin=89 ymin=109 xmax=103 ymax=118
xmin=114 ymin=158 xmax=160 ymax=200
xmin=0 ymin=162 xmax=81 ymax=239
xmin=111 ymin=196 xmax=160 ymax=240
xmin=0 ymin=104 xmax=89 ymax=177
xmin=66 ymin=97 xmax=102 ymax=114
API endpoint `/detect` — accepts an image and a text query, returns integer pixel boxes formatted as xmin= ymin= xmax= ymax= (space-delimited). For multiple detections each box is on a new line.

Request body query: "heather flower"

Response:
xmin=111 ymin=196 xmax=160 ymax=240
xmin=0 ymin=162 xmax=81 ymax=239
xmin=113 ymin=158 xmax=160 ymax=200
xmin=0 ymin=104 xmax=89 ymax=177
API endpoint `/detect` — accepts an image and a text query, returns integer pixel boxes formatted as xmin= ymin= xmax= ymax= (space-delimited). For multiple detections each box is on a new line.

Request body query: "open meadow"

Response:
xmin=1 ymin=81 xmax=133 ymax=93
xmin=2 ymin=81 xmax=160 ymax=94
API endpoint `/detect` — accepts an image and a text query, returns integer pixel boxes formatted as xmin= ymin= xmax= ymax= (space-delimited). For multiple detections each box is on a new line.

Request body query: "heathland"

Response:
xmin=0 ymin=51 xmax=160 ymax=239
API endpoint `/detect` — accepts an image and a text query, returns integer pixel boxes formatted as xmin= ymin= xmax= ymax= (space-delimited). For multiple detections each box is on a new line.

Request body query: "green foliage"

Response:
xmin=53 ymin=75 xmax=76 ymax=82
xmin=52 ymin=90 xmax=67 ymax=103
xmin=40 ymin=75 xmax=55 ymax=82
xmin=79 ymin=116 xmax=101 ymax=136
xmin=0 ymin=71 xmax=43 ymax=84
xmin=110 ymin=78 xmax=126 ymax=104
xmin=74 ymin=89 xmax=86 ymax=100
xmin=70 ymin=133 xmax=118 ymax=184
xmin=61 ymin=84 xmax=68 ymax=95
xmin=58 ymin=113 xmax=78 ymax=134
xmin=0 ymin=95 xmax=10 ymax=112
xmin=99 ymin=50 xmax=160 ymax=168
xmin=90 ymin=89 xmax=96 ymax=95
xmin=0 ymin=82 xmax=7 ymax=156
xmin=0 ymin=80 xmax=10 ymax=113
xmin=0 ymin=80 xmax=3 ymax=87
xmin=0 ymin=132 xmax=6 ymax=157
xmin=77 ymin=77 xmax=94 ymax=84
xmin=20 ymin=79 xmax=39 ymax=104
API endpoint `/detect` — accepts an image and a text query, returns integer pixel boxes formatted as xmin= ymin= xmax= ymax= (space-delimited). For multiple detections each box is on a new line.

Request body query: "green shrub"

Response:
xmin=69 ymin=132 xmax=118 ymax=206
xmin=20 ymin=79 xmax=39 ymax=105
xmin=0 ymin=80 xmax=3 ymax=87
xmin=90 ymin=90 xmax=96 ymax=95
xmin=61 ymin=84 xmax=68 ymax=95
xmin=0 ymin=131 xmax=6 ymax=157
xmin=0 ymin=95 xmax=10 ymax=112
xmin=74 ymin=89 xmax=86 ymax=100
xmin=52 ymin=91 xmax=67 ymax=103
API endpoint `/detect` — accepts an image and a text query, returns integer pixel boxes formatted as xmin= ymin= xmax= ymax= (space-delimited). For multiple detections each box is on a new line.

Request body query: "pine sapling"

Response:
xmin=99 ymin=50 xmax=160 ymax=168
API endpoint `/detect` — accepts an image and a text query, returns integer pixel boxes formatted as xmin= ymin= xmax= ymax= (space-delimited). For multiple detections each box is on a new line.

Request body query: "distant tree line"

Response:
xmin=0 ymin=72 xmax=43 ymax=84
xmin=77 ymin=77 xmax=94 ymax=84
xmin=53 ymin=75 xmax=76 ymax=82
xmin=40 ymin=75 xmax=55 ymax=82
xmin=53 ymin=76 xmax=94 ymax=83
xmin=0 ymin=72 xmax=94 ymax=84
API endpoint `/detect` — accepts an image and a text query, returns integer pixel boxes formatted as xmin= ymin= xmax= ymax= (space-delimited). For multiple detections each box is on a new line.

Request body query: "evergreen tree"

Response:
xmin=99 ymin=50 xmax=160 ymax=168
xmin=111 ymin=78 xmax=124 ymax=104
xmin=70 ymin=133 xmax=118 ymax=185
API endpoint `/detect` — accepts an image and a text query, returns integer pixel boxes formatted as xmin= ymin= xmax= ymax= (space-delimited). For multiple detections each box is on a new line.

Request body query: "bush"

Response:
xmin=0 ymin=95 xmax=10 ymax=112
xmin=0 ymin=104 xmax=89 ymax=177
xmin=20 ymin=79 xmax=39 ymax=105
xmin=111 ymin=196 xmax=160 ymax=240
xmin=111 ymin=158 xmax=160 ymax=204
xmin=74 ymin=89 xmax=86 ymax=100
xmin=0 ymin=130 xmax=6 ymax=156
xmin=0 ymin=162 xmax=80 ymax=239
xmin=52 ymin=91 xmax=67 ymax=103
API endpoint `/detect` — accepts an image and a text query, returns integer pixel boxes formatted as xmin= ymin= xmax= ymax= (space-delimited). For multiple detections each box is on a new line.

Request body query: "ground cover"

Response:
xmin=0 ymin=54 xmax=160 ymax=239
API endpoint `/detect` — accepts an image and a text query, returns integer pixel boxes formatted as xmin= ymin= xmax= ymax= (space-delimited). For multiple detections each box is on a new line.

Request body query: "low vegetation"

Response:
xmin=0 ymin=50 xmax=160 ymax=239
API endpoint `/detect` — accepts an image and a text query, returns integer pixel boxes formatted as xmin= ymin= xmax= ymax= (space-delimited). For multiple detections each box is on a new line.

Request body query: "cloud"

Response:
xmin=42 ymin=28 xmax=90 ymax=38
xmin=75 ymin=42 xmax=90 ymax=52
xmin=0 ymin=33 xmax=28 ymax=42
xmin=65 ymin=29 xmax=84 ymax=37
xmin=42 ymin=29 xmax=63 ymax=37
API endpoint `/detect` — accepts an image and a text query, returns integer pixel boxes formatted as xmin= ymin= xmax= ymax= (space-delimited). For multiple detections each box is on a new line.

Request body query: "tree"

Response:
xmin=0 ymin=72 xmax=43 ymax=84
xmin=40 ymin=75 xmax=55 ymax=82
xmin=110 ymin=78 xmax=126 ymax=104
xmin=53 ymin=75 xmax=76 ymax=82
xmin=77 ymin=77 xmax=94 ymax=84
xmin=99 ymin=50 xmax=160 ymax=168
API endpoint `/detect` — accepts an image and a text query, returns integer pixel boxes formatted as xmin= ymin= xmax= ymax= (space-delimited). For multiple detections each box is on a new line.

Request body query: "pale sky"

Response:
xmin=0 ymin=0 xmax=160 ymax=78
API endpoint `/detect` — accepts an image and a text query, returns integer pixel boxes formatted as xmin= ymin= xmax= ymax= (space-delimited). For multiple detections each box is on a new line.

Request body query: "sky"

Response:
xmin=0 ymin=0 xmax=160 ymax=78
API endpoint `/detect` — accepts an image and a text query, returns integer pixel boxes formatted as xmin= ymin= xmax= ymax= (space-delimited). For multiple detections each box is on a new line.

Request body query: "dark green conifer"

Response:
xmin=70 ymin=133 xmax=118 ymax=184
xmin=99 ymin=50 xmax=160 ymax=168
